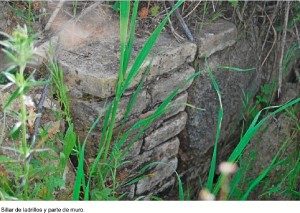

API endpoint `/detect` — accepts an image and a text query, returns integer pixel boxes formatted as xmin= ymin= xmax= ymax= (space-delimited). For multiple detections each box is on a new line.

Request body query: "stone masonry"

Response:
xmin=59 ymin=35 xmax=196 ymax=197
xmin=0 ymin=3 xmax=261 ymax=199
xmin=52 ymin=6 xmax=197 ymax=198
xmin=52 ymin=7 xmax=252 ymax=198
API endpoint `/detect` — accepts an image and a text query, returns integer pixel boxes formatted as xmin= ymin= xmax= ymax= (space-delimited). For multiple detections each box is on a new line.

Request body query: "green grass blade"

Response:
xmin=85 ymin=102 xmax=111 ymax=197
xmin=8 ymin=4 xmax=30 ymax=20
xmin=123 ymin=0 xmax=139 ymax=75
xmin=217 ymin=66 xmax=256 ymax=72
xmin=241 ymin=141 xmax=288 ymax=200
xmin=206 ymin=66 xmax=224 ymax=191
xmin=228 ymin=161 xmax=244 ymax=199
xmin=99 ymin=102 xmax=112 ymax=156
xmin=122 ymin=62 xmax=151 ymax=127
xmin=1 ymin=49 xmax=18 ymax=65
xmin=213 ymin=97 xmax=300 ymax=195
xmin=73 ymin=114 xmax=102 ymax=200
xmin=4 ymin=87 xmax=22 ymax=110
xmin=73 ymin=138 xmax=83 ymax=200
xmin=115 ymin=62 xmax=153 ymax=146
xmin=59 ymin=124 xmax=76 ymax=171
xmin=100 ymin=0 xmax=184 ymax=178
xmin=119 ymin=1 xmax=131 ymax=83
xmin=230 ymin=99 xmax=300 ymax=162
xmin=121 ymin=0 xmax=184 ymax=94
xmin=177 ymin=171 xmax=184 ymax=201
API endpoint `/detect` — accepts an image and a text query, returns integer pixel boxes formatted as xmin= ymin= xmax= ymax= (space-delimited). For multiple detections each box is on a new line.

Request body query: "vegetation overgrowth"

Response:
xmin=0 ymin=0 xmax=299 ymax=200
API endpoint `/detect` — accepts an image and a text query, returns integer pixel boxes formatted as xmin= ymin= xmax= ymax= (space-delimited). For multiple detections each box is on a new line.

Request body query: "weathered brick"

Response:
xmin=143 ymin=112 xmax=187 ymax=151
xmin=196 ymin=19 xmax=237 ymax=58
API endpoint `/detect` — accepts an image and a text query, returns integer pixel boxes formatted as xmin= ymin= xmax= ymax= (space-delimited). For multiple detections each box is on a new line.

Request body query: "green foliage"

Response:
xmin=49 ymin=59 xmax=72 ymax=125
xmin=150 ymin=5 xmax=161 ymax=17
xmin=211 ymin=97 xmax=300 ymax=198
xmin=112 ymin=1 xmax=120 ymax=12
xmin=206 ymin=61 xmax=224 ymax=192
xmin=276 ymin=2 xmax=300 ymax=32
xmin=198 ymin=61 xmax=300 ymax=200
xmin=0 ymin=26 xmax=45 ymax=199
xmin=8 ymin=2 xmax=47 ymax=32
xmin=0 ymin=26 xmax=76 ymax=200
xmin=229 ymin=0 xmax=238 ymax=8
xmin=256 ymin=83 xmax=275 ymax=105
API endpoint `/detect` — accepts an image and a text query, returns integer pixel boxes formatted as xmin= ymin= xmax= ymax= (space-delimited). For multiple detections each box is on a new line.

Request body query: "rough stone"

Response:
xmin=196 ymin=19 xmax=237 ymax=58
xmin=150 ymin=65 xmax=195 ymax=103
xmin=141 ymin=91 xmax=189 ymax=136
xmin=129 ymin=137 xmax=180 ymax=173
xmin=143 ymin=112 xmax=187 ymax=151
xmin=122 ymin=139 xmax=144 ymax=160
xmin=136 ymin=157 xmax=178 ymax=195
xmin=119 ymin=184 xmax=136 ymax=200
xmin=160 ymin=91 xmax=188 ymax=121
xmin=184 ymin=38 xmax=258 ymax=156
xmin=0 ymin=2 xmax=8 ymax=32
xmin=77 ymin=91 xmax=187 ymax=162
xmin=70 ymin=67 xmax=191 ymax=132
xmin=142 ymin=177 xmax=176 ymax=200
xmin=33 ymin=36 xmax=59 ymax=66
xmin=70 ymin=89 xmax=149 ymax=130
xmin=0 ymin=51 xmax=9 ymax=72
xmin=152 ymin=177 xmax=176 ymax=196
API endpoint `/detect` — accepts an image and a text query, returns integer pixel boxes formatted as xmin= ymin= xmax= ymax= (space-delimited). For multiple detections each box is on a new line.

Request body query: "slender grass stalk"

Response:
xmin=213 ymin=97 xmax=300 ymax=196
xmin=48 ymin=60 xmax=71 ymax=125
xmin=101 ymin=1 xmax=131 ymax=164
xmin=241 ymin=141 xmax=287 ymax=200
xmin=206 ymin=61 xmax=224 ymax=192
xmin=19 ymin=66 xmax=29 ymax=199
xmin=73 ymin=113 xmax=104 ymax=200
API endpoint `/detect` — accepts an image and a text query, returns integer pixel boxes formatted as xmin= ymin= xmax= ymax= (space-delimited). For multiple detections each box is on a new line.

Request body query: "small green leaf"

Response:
xmin=9 ymin=122 xmax=21 ymax=139
xmin=2 ymin=72 xmax=16 ymax=83
xmin=113 ymin=2 xmax=120 ymax=12
xmin=150 ymin=5 xmax=160 ymax=17
xmin=1 ymin=49 xmax=18 ymax=65
xmin=229 ymin=0 xmax=238 ymax=8
xmin=63 ymin=125 xmax=76 ymax=158
xmin=26 ymin=80 xmax=49 ymax=87
xmin=4 ymin=87 xmax=22 ymax=110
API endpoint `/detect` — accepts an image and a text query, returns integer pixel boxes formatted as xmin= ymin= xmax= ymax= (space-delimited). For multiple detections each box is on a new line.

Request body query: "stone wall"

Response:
xmin=179 ymin=20 xmax=260 ymax=187
xmin=54 ymin=12 xmax=258 ymax=198
xmin=53 ymin=7 xmax=198 ymax=198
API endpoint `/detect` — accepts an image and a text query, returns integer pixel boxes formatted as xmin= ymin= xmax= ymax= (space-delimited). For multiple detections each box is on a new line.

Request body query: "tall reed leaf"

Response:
xmin=213 ymin=97 xmax=300 ymax=195
xmin=119 ymin=1 xmax=131 ymax=83
xmin=123 ymin=0 xmax=139 ymax=75
xmin=73 ymin=115 xmax=102 ymax=200
xmin=206 ymin=64 xmax=224 ymax=191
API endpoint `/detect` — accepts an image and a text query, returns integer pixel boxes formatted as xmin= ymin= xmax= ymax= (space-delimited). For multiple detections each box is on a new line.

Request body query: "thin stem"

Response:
xmin=102 ymin=96 xmax=120 ymax=163
xmin=19 ymin=64 xmax=29 ymax=200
